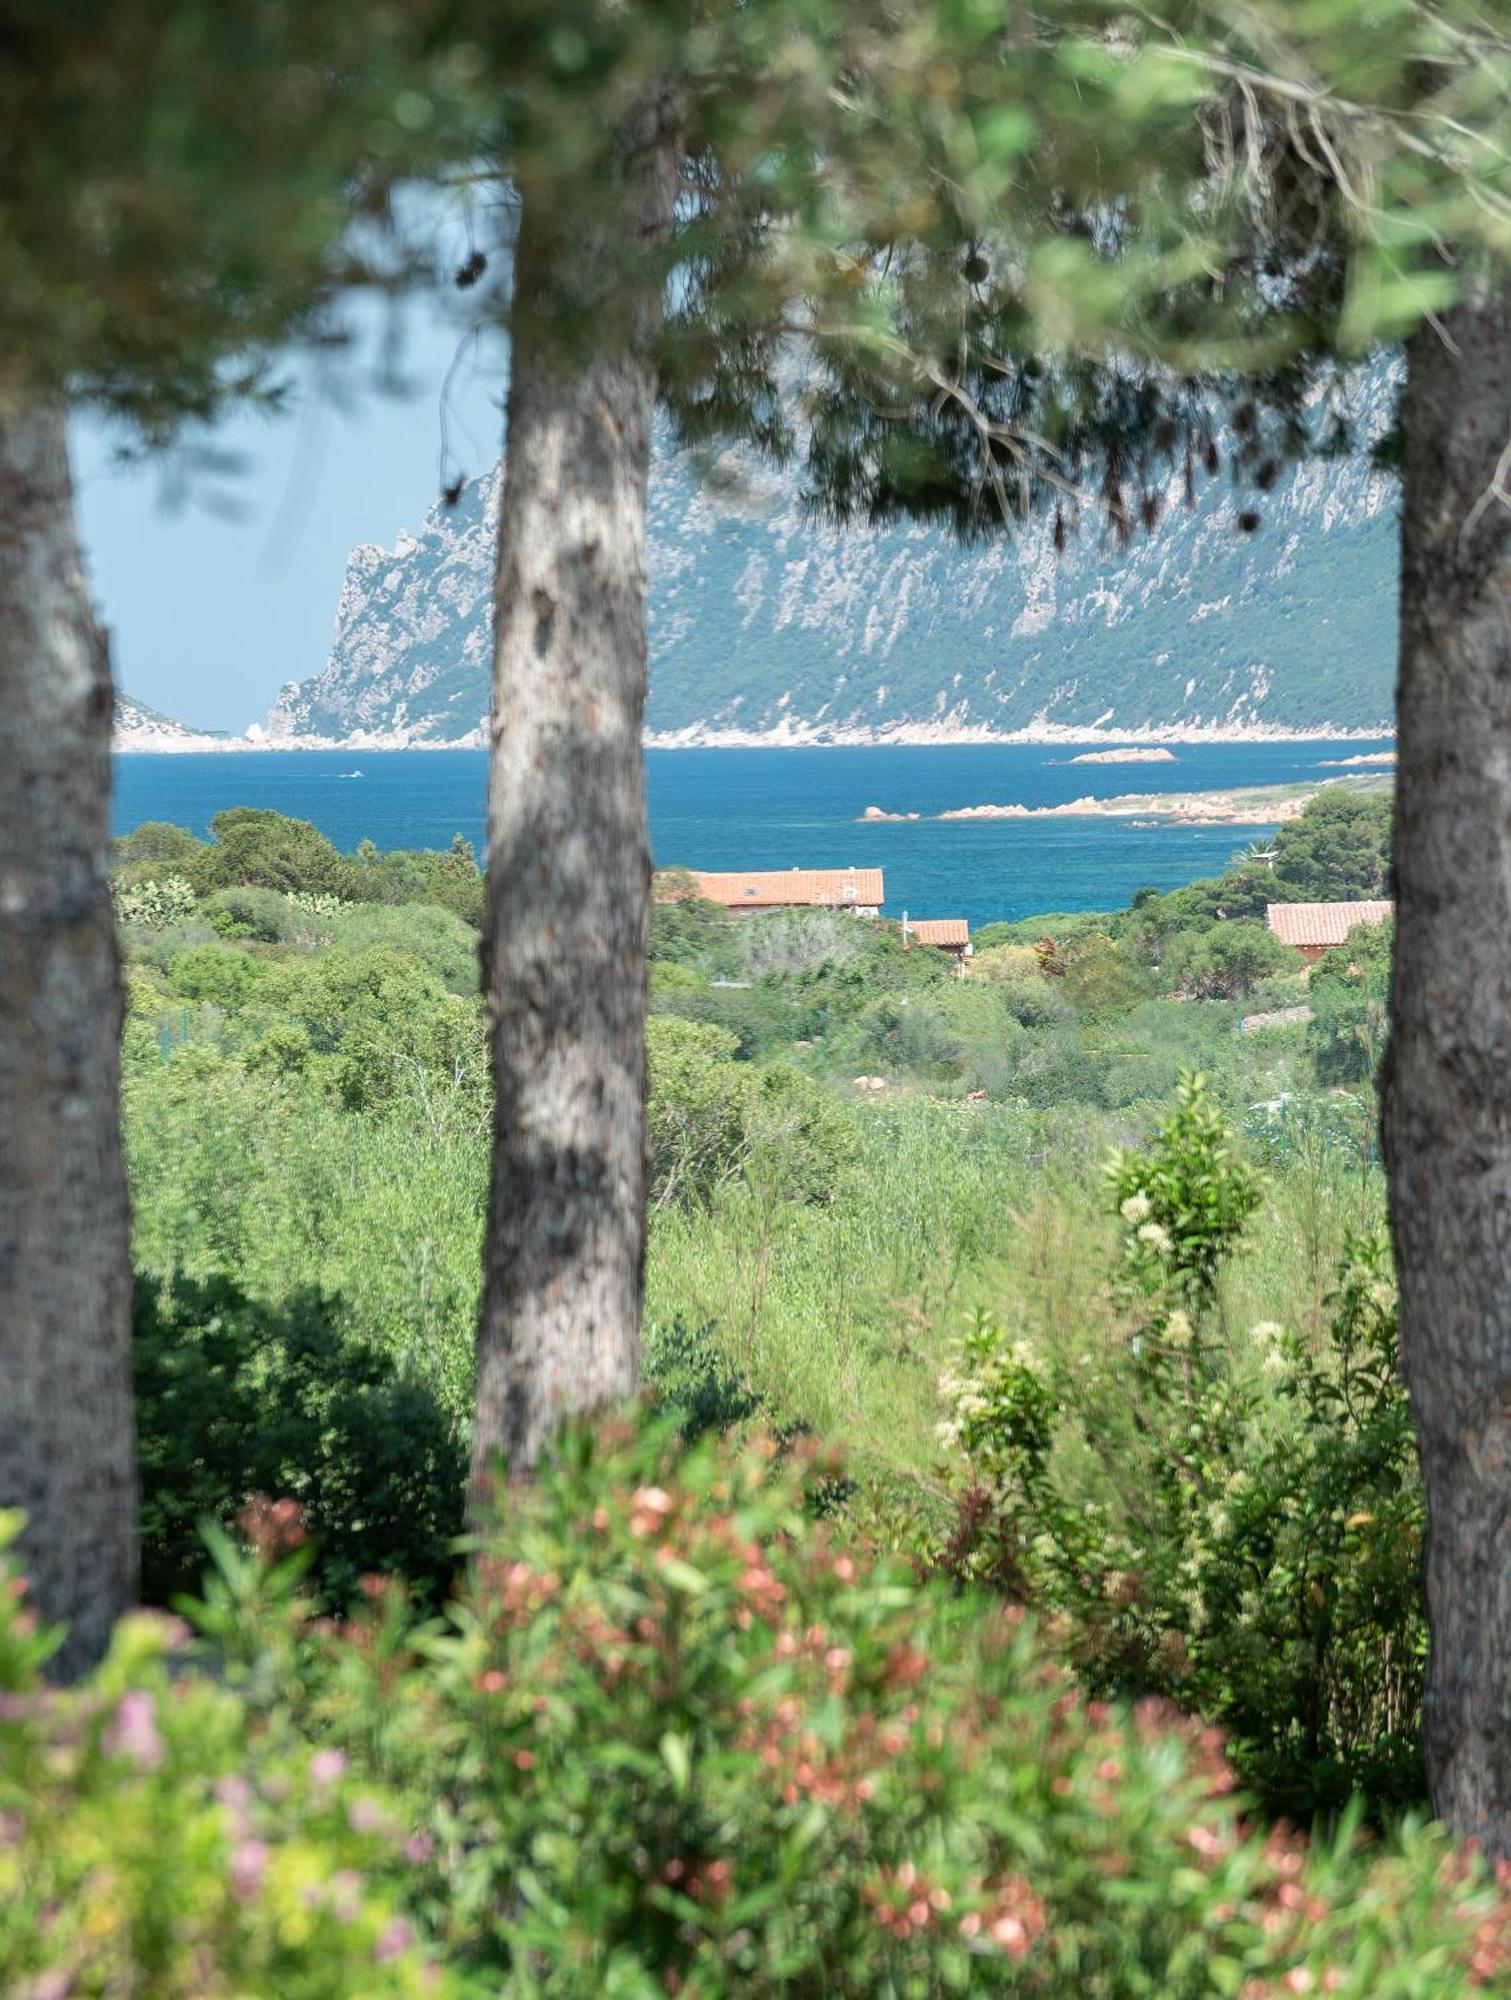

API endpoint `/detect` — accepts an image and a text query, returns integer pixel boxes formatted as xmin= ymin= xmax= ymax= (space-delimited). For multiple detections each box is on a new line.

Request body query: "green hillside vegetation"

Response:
xmin=287 ymin=404 xmax=1401 ymax=743
xmin=643 ymin=473 xmax=1400 ymax=736
xmin=109 ymin=790 xmax=1412 ymax=1834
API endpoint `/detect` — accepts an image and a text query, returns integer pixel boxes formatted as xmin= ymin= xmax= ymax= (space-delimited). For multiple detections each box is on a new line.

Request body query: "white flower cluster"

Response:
xmin=1119 ymin=1191 xmax=1153 ymax=1225
xmin=1248 ymin=1321 xmax=1289 ymax=1376
xmin=935 ymin=1334 xmax=1039 ymax=1456
xmin=1163 ymin=1310 xmax=1194 ymax=1349
xmin=1136 ymin=1221 xmax=1172 ymax=1257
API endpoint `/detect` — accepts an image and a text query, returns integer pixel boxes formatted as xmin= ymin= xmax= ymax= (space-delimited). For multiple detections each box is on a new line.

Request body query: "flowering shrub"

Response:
xmin=246 ymin=1418 xmax=1505 ymax=1997
xmin=113 ymin=874 xmax=197 ymax=929
xmin=1105 ymin=1070 xmax=1264 ymax=1321
xmin=0 ymin=1514 xmax=456 ymax=1999
xmin=936 ymin=1077 xmax=1425 ymax=1815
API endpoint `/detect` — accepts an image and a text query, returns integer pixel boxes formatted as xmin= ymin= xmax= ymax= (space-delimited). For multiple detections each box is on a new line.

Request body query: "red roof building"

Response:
xmin=1266 ymin=900 xmax=1393 ymax=963
xmin=673 ymin=867 xmax=884 ymax=915
xmin=901 ymin=916 xmax=972 ymax=973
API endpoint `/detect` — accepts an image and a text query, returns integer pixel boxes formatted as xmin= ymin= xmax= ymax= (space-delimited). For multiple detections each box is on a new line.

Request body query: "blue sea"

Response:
xmin=113 ymin=739 xmax=1391 ymax=929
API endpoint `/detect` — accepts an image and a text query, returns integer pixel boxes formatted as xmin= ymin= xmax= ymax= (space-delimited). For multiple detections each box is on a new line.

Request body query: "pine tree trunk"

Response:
xmin=471 ymin=102 xmax=680 ymax=1495
xmin=0 ymin=400 xmax=136 ymax=1674
xmin=1383 ymin=279 xmax=1511 ymax=1848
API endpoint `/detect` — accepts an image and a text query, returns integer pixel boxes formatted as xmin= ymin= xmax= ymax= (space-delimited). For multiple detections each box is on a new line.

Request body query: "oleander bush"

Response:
xmin=0 ymin=1518 xmax=455 ymax=2000
xmin=211 ymin=1419 xmax=1506 ymax=1998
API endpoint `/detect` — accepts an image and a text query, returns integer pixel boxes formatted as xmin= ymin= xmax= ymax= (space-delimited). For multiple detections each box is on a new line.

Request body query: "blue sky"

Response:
xmin=74 ymin=299 xmax=506 ymax=735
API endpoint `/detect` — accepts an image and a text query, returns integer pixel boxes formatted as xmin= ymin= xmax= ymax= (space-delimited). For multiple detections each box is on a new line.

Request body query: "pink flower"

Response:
xmin=309 ymin=1747 xmax=347 ymax=1787
xmin=374 ymin=1916 xmax=416 ymax=1964
xmin=215 ymin=1774 xmax=253 ymax=1836
xmin=106 ymin=1690 xmax=163 ymax=1772
xmin=328 ymin=1869 xmax=363 ymax=1922
xmin=26 ymin=1972 xmax=74 ymax=2000
xmin=229 ymin=1839 xmax=269 ymax=1903
xmin=347 ymin=1797 xmax=389 ymax=1836
xmin=629 ymin=1487 xmax=675 ymax=1537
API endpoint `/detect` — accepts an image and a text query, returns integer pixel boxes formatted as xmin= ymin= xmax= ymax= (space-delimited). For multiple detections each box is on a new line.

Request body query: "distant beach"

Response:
xmin=116 ymin=718 xmax=1397 ymax=755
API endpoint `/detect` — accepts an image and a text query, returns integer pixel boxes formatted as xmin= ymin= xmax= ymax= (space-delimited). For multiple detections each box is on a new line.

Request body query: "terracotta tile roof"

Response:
xmin=908 ymin=919 xmax=970 ymax=946
xmin=1265 ymin=900 xmax=1393 ymax=947
xmin=686 ymin=867 xmax=884 ymax=909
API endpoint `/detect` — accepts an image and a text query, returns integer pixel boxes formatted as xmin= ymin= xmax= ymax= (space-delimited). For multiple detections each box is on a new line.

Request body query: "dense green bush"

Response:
xmin=203 ymin=883 xmax=302 ymax=943
xmin=644 ymin=1312 xmax=766 ymax=1439
xmin=0 ymin=1516 xmax=455 ymax=1998
xmin=321 ymin=901 xmax=480 ymax=994
xmin=1270 ymin=788 xmax=1392 ymax=902
xmin=1163 ymin=921 xmax=1295 ymax=1001
xmin=181 ymin=807 xmax=358 ymax=899
xmin=257 ymin=947 xmax=486 ymax=1111
xmin=937 ymin=1080 xmax=1425 ymax=1816
xmin=352 ymin=834 xmax=485 ymax=926
xmin=166 ymin=942 xmax=268 ymax=1009
xmin=1309 ymin=918 xmax=1393 ymax=1085
xmin=114 ymin=819 xmax=206 ymax=872
xmin=647 ymin=1015 xmax=857 ymax=1209
xmin=134 ymin=1271 xmax=466 ymax=1608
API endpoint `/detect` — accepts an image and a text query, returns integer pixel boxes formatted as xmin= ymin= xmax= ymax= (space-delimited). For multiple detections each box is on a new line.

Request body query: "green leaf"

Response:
xmin=660 ymin=1731 xmax=692 ymax=1796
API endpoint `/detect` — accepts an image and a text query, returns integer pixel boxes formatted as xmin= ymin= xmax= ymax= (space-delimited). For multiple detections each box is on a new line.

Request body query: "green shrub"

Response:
xmin=134 ymin=1272 xmax=466 ymax=1608
xmin=970 ymin=941 xmax=1044 ymax=984
xmin=649 ymin=882 xmax=741 ymax=975
xmin=1271 ymin=788 xmax=1392 ymax=902
xmin=322 ymin=901 xmax=480 ymax=995
xmin=114 ymin=819 xmax=206 ymax=871
xmin=648 ymin=1017 xmax=856 ymax=1210
xmin=1104 ymin=1071 xmax=1264 ymax=1315
xmin=937 ymin=1080 xmax=1424 ymax=1817
xmin=258 ymin=947 xmax=486 ymax=1112
xmin=644 ymin=1312 xmax=765 ymax=1439
xmin=0 ymin=1516 xmax=455 ymax=1999
xmin=166 ymin=943 xmax=267 ymax=1009
xmin=1163 ymin=922 xmax=1295 ymax=1001
xmin=350 ymin=836 xmax=484 ymax=925
xmin=186 ymin=808 xmax=357 ymax=900
xmin=648 ymin=1018 xmax=757 ymax=1207
xmin=283 ymin=1420 xmax=1500 ymax=1996
xmin=854 ymin=994 xmax=965 ymax=1075
xmin=1054 ymin=932 xmax=1153 ymax=1017
xmin=1309 ymin=919 xmax=1393 ymax=1086
xmin=651 ymin=960 xmax=709 ymax=998
xmin=203 ymin=884 xmax=299 ymax=943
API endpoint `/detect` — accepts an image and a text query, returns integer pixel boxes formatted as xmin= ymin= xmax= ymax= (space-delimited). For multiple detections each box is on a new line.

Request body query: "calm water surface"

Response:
xmin=113 ymin=739 xmax=1390 ymax=928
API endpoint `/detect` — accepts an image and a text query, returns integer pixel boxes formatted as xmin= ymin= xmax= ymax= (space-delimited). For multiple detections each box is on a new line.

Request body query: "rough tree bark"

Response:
xmin=471 ymin=98 xmax=681 ymax=1500
xmin=0 ymin=400 xmax=137 ymax=1674
xmin=1383 ymin=278 xmax=1511 ymax=1848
